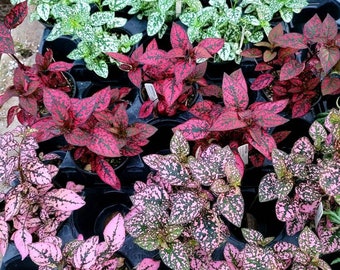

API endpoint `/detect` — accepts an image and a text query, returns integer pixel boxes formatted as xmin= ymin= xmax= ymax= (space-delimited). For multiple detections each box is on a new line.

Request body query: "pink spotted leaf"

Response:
xmin=159 ymin=241 xmax=190 ymax=270
xmin=318 ymin=46 xmax=340 ymax=74
xmin=135 ymin=230 xmax=160 ymax=251
xmin=45 ymin=188 xmax=85 ymax=211
xmin=241 ymin=228 xmax=265 ymax=245
xmin=12 ymin=228 xmax=32 ymax=259
xmin=291 ymin=137 xmax=314 ymax=164
xmin=275 ymin=197 xmax=296 ymax=222
xmin=73 ymin=236 xmax=99 ymax=269
xmin=0 ymin=217 xmax=9 ymax=256
xmin=280 ymin=59 xmax=305 ymax=81
xmin=216 ymin=189 xmax=244 ymax=227
xmin=223 ymin=243 xmax=243 ymax=269
xmin=242 ymin=244 xmax=267 ymax=269
xmin=21 ymin=161 xmax=52 ymax=185
xmin=303 ymin=13 xmax=323 ymax=42
xmin=298 ymin=227 xmax=322 ymax=256
xmin=168 ymin=191 xmax=204 ymax=225
xmin=28 ymin=242 xmax=62 ymax=268
xmin=137 ymin=258 xmax=161 ymax=270
xmin=309 ymin=120 xmax=327 ymax=145
xmin=321 ymin=76 xmax=340 ymax=96
xmin=87 ymin=127 xmax=121 ymax=157
xmin=103 ymin=213 xmax=125 ymax=252
xmin=319 ymin=160 xmax=340 ymax=196
xmin=286 ymin=215 xmax=308 ymax=236
xmin=274 ymin=33 xmax=308 ymax=49
xmin=209 ymin=110 xmax=247 ymax=132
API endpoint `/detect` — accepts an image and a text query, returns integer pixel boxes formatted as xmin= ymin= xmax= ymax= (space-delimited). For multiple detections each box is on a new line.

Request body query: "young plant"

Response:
xmin=27 ymin=213 xmax=127 ymax=269
xmin=174 ymin=68 xmax=289 ymax=163
xmin=244 ymin=14 xmax=340 ymax=118
xmin=125 ymin=131 xmax=244 ymax=269
xmin=0 ymin=126 xmax=85 ymax=260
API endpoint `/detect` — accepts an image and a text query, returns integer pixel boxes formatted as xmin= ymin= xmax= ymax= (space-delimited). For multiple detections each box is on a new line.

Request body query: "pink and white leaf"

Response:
xmin=217 ymin=189 xmax=244 ymax=227
xmin=0 ymin=217 xmax=9 ymax=256
xmin=73 ymin=236 xmax=99 ymax=269
xmin=45 ymin=188 xmax=85 ymax=211
xmin=136 ymin=258 xmax=161 ymax=270
xmin=28 ymin=242 xmax=62 ymax=267
xmin=103 ymin=213 xmax=125 ymax=252
xmin=12 ymin=228 xmax=32 ymax=259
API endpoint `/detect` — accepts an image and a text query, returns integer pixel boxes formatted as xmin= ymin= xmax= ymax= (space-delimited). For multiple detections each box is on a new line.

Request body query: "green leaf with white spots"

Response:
xmin=147 ymin=12 xmax=165 ymax=36
xmin=88 ymin=59 xmax=109 ymax=78
xmin=159 ymin=0 xmax=175 ymax=13
xmin=217 ymin=42 xmax=231 ymax=61
xmin=170 ymin=131 xmax=190 ymax=162
xmin=165 ymin=225 xmax=183 ymax=243
xmin=225 ymin=7 xmax=242 ymax=24
xmin=107 ymin=17 xmax=127 ymax=28
xmin=91 ymin=11 xmax=113 ymax=26
xmin=279 ymin=8 xmax=294 ymax=23
xmin=103 ymin=0 xmax=130 ymax=11
xmin=37 ymin=4 xmax=50 ymax=22
xmin=135 ymin=230 xmax=160 ymax=251
xmin=247 ymin=30 xmax=264 ymax=43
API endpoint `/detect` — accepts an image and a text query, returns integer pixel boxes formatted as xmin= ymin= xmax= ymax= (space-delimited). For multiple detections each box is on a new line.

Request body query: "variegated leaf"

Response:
xmin=170 ymin=131 xmax=190 ymax=161
xmin=0 ymin=217 xmax=9 ymax=256
xmin=159 ymin=241 xmax=190 ymax=270
xmin=241 ymin=228 xmax=264 ymax=245
xmin=298 ymin=227 xmax=322 ymax=256
xmin=45 ymin=188 xmax=85 ymax=211
xmin=217 ymin=189 xmax=244 ymax=227
xmin=103 ymin=213 xmax=125 ymax=252
xmin=135 ymin=230 xmax=160 ymax=251
xmin=12 ymin=228 xmax=32 ymax=259
xmin=73 ymin=236 xmax=99 ymax=269
xmin=28 ymin=242 xmax=62 ymax=267
xmin=136 ymin=258 xmax=161 ymax=270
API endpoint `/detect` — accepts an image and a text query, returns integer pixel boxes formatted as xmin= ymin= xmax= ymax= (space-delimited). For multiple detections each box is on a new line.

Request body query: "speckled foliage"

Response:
xmin=259 ymin=108 xmax=340 ymax=245
xmin=125 ymin=131 xmax=244 ymax=270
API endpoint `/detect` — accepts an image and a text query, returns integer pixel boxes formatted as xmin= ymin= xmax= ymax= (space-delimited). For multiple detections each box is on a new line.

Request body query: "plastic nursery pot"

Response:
xmin=0 ymin=244 xmax=38 ymax=270
xmin=39 ymin=28 xmax=78 ymax=63
xmin=142 ymin=117 xmax=185 ymax=156
xmin=37 ymin=135 xmax=68 ymax=155
xmin=226 ymin=166 xmax=285 ymax=246
xmin=72 ymin=189 xmax=132 ymax=240
xmin=204 ymin=60 xmax=241 ymax=82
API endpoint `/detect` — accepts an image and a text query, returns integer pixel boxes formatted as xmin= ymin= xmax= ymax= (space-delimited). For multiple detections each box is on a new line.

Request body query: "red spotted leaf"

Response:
xmin=318 ymin=46 xmax=340 ymax=74
xmin=241 ymin=48 xmax=262 ymax=58
xmin=246 ymin=127 xmax=277 ymax=160
xmin=291 ymin=98 xmax=312 ymax=118
xmin=217 ymin=189 xmax=244 ymax=227
xmin=12 ymin=228 xmax=32 ymax=259
xmin=263 ymin=50 xmax=277 ymax=62
xmin=91 ymin=87 xmax=112 ymax=112
xmin=210 ymin=111 xmax=246 ymax=132
xmin=169 ymin=191 xmax=204 ymax=225
xmin=321 ymin=76 xmax=340 ymax=96
xmin=46 ymin=188 xmax=85 ymax=211
xmin=170 ymin=22 xmax=190 ymax=50
xmin=251 ymin=73 xmax=274 ymax=91
xmin=64 ymin=127 xmax=91 ymax=147
xmin=139 ymin=100 xmax=155 ymax=118
xmin=222 ymin=69 xmax=248 ymax=110
xmin=6 ymin=105 xmax=20 ymax=127
xmin=95 ymin=157 xmax=121 ymax=190
xmin=268 ymin=23 xmax=284 ymax=45
xmin=88 ymin=127 xmax=121 ymax=157
xmin=28 ymin=242 xmax=62 ymax=267
xmin=251 ymin=99 xmax=288 ymax=114
xmin=137 ymin=258 xmax=161 ymax=270
xmin=303 ymin=13 xmax=323 ymax=42
xmin=0 ymin=23 xmax=14 ymax=53
xmin=43 ymin=89 xmax=71 ymax=123
xmin=73 ymin=236 xmax=99 ymax=269
xmin=139 ymin=49 xmax=168 ymax=66
xmin=173 ymin=119 xmax=210 ymax=141
xmin=4 ymin=1 xmax=27 ymax=29
xmin=159 ymin=241 xmax=190 ymax=270
xmin=254 ymin=110 xmax=289 ymax=128
xmin=197 ymin=38 xmax=224 ymax=55
xmin=321 ymin=14 xmax=338 ymax=41
xmin=274 ymin=33 xmax=308 ymax=49
xmin=103 ymin=213 xmax=125 ymax=252
xmin=48 ymin=61 xmax=73 ymax=72
xmin=162 ymin=78 xmax=184 ymax=106
xmin=280 ymin=59 xmax=305 ymax=81
xmin=255 ymin=62 xmax=273 ymax=71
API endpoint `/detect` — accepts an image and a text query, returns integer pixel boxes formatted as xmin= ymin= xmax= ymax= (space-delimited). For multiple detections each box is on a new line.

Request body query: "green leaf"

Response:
xmin=135 ymin=230 xmax=160 ymax=251
xmin=159 ymin=0 xmax=175 ymax=13
xmin=37 ymin=4 xmax=50 ymax=22
xmin=165 ymin=225 xmax=183 ymax=243
xmin=103 ymin=0 xmax=130 ymax=11
xmin=225 ymin=7 xmax=242 ymax=24
xmin=88 ymin=59 xmax=109 ymax=78
xmin=279 ymin=8 xmax=294 ymax=23
xmin=217 ymin=189 xmax=244 ymax=227
xmin=90 ymin=11 xmax=113 ymax=26
xmin=147 ymin=12 xmax=165 ymax=36
xmin=217 ymin=42 xmax=231 ymax=61
xmin=108 ymin=17 xmax=127 ymax=28
xmin=160 ymin=241 xmax=190 ymax=270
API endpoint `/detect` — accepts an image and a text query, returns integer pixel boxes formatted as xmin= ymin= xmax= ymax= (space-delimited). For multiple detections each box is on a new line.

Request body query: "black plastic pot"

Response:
xmin=0 ymin=244 xmax=38 ymax=270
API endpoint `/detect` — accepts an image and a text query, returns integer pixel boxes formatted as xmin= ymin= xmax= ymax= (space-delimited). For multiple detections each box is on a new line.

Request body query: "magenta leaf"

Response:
xmin=223 ymin=243 xmax=243 ymax=269
xmin=303 ymin=13 xmax=323 ymax=42
xmin=48 ymin=62 xmax=73 ymax=72
xmin=250 ymin=73 xmax=275 ymax=91
xmin=103 ymin=213 xmax=125 ymax=252
xmin=280 ymin=59 xmax=305 ymax=81
xmin=252 ymin=99 xmax=289 ymax=114
xmin=298 ymin=227 xmax=322 ymax=256
xmin=64 ymin=127 xmax=90 ymax=147
xmin=246 ymin=127 xmax=277 ymax=160
xmin=168 ymin=191 xmax=204 ymax=225
xmin=95 ymin=157 xmax=121 ymax=189
xmin=43 ymin=89 xmax=71 ymax=123
xmin=197 ymin=38 xmax=224 ymax=55
xmin=28 ymin=242 xmax=62 ymax=267
xmin=0 ymin=23 xmax=14 ymax=54
xmin=45 ymin=188 xmax=85 ymax=211
xmin=12 ymin=228 xmax=32 ymax=259
xmin=291 ymin=98 xmax=313 ymax=118
xmin=88 ymin=127 xmax=121 ymax=157
xmin=217 ymin=189 xmax=244 ymax=227
xmin=162 ymin=78 xmax=184 ymax=106
xmin=73 ymin=236 xmax=99 ymax=269
xmin=222 ymin=69 xmax=248 ymax=110
xmin=0 ymin=217 xmax=9 ymax=256
xmin=139 ymin=100 xmax=155 ymax=118
xmin=139 ymin=49 xmax=168 ymax=66
xmin=254 ymin=110 xmax=289 ymax=128
xmin=170 ymin=22 xmax=190 ymax=50
xmin=137 ymin=258 xmax=161 ymax=270
xmin=4 ymin=1 xmax=27 ymax=29
xmin=159 ymin=241 xmax=190 ymax=270
xmin=210 ymin=110 xmax=246 ymax=132
xmin=241 ymin=48 xmax=263 ymax=58
xmin=274 ymin=33 xmax=308 ymax=49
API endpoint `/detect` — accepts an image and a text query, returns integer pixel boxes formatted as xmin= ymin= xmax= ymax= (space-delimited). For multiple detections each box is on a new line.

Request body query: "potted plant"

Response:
xmin=243 ymin=13 xmax=340 ymax=118
xmin=108 ymin=22 xmax=224 ymax=118
xmin=0 ymin=126 xmax=85 ymax=262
